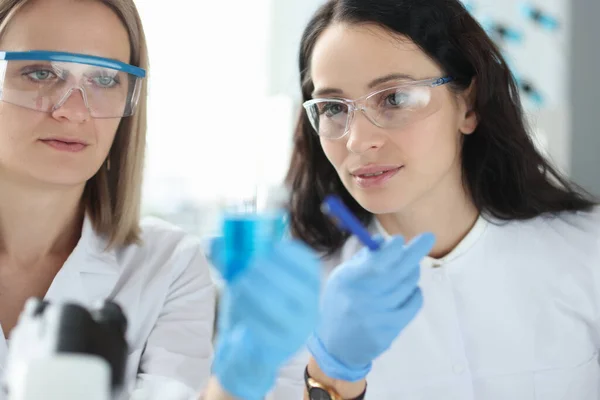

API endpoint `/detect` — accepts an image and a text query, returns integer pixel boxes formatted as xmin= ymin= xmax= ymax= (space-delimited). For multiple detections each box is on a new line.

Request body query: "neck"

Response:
xmin=0 ymin=175 xmax=85 ymax=266
xmin=376 ymin=172 xmax=478 ymax=259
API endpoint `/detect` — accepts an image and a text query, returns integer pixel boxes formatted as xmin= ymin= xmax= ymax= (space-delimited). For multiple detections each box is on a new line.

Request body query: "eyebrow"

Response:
xmin=312 ymin=73 xmax=416 ymax=97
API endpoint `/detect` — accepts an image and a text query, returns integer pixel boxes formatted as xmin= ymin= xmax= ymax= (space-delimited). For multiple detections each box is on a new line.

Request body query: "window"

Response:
xmin=136 ymin=1 xmax=316 ymax=235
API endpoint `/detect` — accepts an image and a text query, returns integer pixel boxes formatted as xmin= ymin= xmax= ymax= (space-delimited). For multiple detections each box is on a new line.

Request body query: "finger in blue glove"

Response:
xmin=307 ymin=232 xmax=435 ymax=382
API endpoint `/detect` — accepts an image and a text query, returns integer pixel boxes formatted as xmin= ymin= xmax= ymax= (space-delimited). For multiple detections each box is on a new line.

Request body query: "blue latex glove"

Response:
xmin=307 ymin=233 xmax=435 ymax=382
xmin=210 ymin=238 xmax=321 ymax=400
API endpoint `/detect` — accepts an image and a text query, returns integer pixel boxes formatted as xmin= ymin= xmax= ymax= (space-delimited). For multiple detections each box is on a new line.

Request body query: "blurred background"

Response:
xmin=135 ymin=0 xmax=599 ymax=236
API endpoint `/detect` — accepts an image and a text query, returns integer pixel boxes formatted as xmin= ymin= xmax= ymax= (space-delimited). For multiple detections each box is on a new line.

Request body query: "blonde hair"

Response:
xmin=0 ymin=0 xmax=149 ymax=248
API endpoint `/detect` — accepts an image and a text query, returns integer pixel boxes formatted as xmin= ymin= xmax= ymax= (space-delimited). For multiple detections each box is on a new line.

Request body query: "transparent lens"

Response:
xmin=304 ymin=83 xmax=444 ymax=138
xmin=305 ymin=100 xmax=348 ymax=139
xmin=0 ymin=59 xmax=142 ymax=118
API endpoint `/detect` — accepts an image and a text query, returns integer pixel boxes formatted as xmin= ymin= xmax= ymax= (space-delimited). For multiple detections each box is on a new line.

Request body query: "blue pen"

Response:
xmin=321 ymin=195 xmax=381 ymax=251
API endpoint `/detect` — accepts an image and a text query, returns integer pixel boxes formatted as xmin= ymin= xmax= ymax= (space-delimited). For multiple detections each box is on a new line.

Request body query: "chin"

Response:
xmin=349 ymin=188 xmax=412 ymax=215
xmin=24 ymin=165 xmax=100 ymax=188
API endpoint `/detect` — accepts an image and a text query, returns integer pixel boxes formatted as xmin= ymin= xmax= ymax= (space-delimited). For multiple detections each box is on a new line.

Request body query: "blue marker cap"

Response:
xmin=321 ymin=195 xmax=381 ymax=251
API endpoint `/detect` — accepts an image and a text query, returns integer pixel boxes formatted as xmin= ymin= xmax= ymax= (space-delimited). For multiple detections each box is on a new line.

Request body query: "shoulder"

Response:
xmin=542 ymin=206 xmax=600 ymax=256
xmin=540 ymin=206 xmax=600 ymax=231
xmin=519 ymin=207 xmax=599 ymax=247
xmin=121 ymin=216 xmax=210 ymax=280
xmin=486 ymin=206 xmax=600 ymax=265
xmin=138 ymin=216 xmax=202 ymax=252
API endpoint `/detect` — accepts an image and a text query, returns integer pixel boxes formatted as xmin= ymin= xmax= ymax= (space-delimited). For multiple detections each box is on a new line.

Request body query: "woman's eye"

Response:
xmin=26 ymin=70 xmax=57 ymax=81
xmin=322 ymin=103 xmax=345 ymax=117
xmin=385 ymin=91 xmax=410 ymax=107
xmin=92 ymin=76 xmax=118 ymax=88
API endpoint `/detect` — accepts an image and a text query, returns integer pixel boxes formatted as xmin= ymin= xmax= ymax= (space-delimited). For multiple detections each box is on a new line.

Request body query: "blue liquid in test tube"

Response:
xmin=220 ymin=189 xmax=288 ymax=282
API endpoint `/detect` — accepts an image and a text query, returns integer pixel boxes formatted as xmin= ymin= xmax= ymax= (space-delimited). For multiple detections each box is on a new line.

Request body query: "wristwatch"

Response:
xmin=304 ymin=367 xmax=367 ymax=400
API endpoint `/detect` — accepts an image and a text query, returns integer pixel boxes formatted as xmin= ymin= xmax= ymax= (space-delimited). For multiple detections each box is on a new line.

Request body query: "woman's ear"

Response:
xmin=459 ymin=78 xmax=478 ymax=135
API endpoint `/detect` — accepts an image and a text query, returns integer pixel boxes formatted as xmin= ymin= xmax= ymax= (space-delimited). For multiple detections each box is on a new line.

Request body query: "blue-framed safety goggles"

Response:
xmin=0 ymin=50 xmax=146 ymax=118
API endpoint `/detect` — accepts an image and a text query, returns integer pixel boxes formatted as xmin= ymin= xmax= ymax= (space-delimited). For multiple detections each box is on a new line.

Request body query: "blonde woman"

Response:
xmin=0 ymin=0 xmax=215 ymax=398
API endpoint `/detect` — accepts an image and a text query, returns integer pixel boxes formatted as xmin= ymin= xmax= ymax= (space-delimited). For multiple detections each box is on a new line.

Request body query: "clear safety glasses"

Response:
xmin=303 ymin=76 xmax=454 ymax=139
xmin=0 ymin=50 xmax=146 ymax=118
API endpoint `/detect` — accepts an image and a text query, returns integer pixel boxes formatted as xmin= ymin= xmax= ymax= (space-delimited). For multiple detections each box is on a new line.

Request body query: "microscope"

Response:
xmin=3 ymin=298 xmax=128 ymax=400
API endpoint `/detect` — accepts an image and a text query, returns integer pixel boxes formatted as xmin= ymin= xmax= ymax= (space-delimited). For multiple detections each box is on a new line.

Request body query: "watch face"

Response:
xmin=309 ymin=387 xmax=332 ymax=400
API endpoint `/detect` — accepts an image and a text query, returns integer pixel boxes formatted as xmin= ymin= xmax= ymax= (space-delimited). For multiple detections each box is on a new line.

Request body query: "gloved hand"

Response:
xmin=210 ymin=238 xmax=321 ymax=400
xmin=307 ymin=233 xmax=435 ymax=382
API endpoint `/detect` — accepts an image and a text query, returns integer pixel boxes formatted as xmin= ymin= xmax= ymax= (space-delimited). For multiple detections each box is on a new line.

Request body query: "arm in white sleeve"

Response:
xmin=130 ymin=243 xmax=216 ymax=399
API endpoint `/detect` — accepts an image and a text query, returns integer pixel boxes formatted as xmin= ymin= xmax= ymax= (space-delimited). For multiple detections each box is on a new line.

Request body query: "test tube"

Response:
xmin=520 ymin=79 xmax=544 ymax=106
xmin=521 ymin=3 xmax=560 ymax=31
xmin=479 ymin=17 xmax=524 ymax=43
xmin=219 ymin=186 xmax=288 ymax=282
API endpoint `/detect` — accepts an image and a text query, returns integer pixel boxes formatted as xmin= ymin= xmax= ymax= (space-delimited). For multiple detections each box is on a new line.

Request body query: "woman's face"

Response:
xmin=0 ymin=0 xmax=131 ymax=188
xmin=309 ymin=23 xmax=477 ymax=215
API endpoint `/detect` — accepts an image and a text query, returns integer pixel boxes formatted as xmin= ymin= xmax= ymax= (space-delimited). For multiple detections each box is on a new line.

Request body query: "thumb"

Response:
xmin=369 ymin=234 xmax=406 ymax=271
xmin=376 ymin=232 xmax=435 ymax=271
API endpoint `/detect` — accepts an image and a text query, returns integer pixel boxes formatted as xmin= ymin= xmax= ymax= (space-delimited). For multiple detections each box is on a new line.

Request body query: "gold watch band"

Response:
xmin=306 ymin=374 xmax=344 ymax=400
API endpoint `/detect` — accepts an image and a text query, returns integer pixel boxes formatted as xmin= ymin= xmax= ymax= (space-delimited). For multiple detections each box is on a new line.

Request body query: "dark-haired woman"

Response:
xmin=279 ymin=0 xmax=600 ymax=399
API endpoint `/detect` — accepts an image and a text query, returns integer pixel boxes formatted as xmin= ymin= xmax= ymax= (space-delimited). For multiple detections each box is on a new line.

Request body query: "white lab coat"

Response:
xmin=0 ymin=216 xmax=216 ymax=400
xmin=274 ymin=207 xmax=600 ymax=399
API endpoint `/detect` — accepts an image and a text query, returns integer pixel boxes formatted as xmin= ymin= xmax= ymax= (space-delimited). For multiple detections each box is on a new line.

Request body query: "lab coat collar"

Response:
xmin=0 ymin=215 xmax=122 ymax=373
xmin=374 ymin=214 xmax=488 ymax=265
xmin=76 ymin=214 xmax=119 ymax=274
xmin=44 ymin=213 xmax=121 ymax=303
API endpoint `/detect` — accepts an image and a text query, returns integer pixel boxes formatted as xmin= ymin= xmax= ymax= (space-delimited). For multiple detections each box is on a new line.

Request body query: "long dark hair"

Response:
xmin=285 ymin=0 xmax=597 ymax=255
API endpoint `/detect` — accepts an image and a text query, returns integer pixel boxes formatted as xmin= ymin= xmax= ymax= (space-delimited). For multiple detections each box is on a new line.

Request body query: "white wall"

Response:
xmin=137 ymin=1 xmax=272 ymax=205
xmin=266 ymin=0 xmax=324 ymax=98
xmin=136 ymin=0 xmax=320 ymax=234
